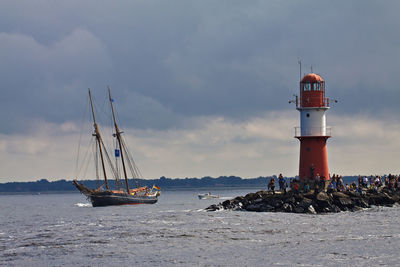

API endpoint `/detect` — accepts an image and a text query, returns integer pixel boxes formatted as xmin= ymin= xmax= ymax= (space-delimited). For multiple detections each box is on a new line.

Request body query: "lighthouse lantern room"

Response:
xmin=294 ymin=73 xmax=332 ymax=181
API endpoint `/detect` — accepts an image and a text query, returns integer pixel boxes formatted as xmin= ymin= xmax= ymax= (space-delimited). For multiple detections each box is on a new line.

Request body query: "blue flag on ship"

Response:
xmin=115 ymin=149 xmax=120 ymax=157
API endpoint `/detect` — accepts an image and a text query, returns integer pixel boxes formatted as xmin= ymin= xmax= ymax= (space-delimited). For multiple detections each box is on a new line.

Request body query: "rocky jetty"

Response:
xmin=205 ymin=189 xmax=400 ymax=214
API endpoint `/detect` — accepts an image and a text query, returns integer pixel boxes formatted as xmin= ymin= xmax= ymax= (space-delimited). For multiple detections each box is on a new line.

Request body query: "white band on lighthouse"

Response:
xmin=297 ymin=108 xmax=329 ymax=137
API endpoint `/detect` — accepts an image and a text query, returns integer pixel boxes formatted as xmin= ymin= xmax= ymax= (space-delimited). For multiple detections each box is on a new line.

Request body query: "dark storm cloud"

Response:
xmin=0 ymin=0 xmax=399 ymax=134
xmin=0 ymin=29 xmax=112 ymax=133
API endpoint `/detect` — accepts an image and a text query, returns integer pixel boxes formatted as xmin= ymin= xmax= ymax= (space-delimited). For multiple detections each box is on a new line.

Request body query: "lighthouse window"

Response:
xmin=303 ymin=83 xmax=311 ymax=91
xmin=306 ymin=113 xmax=310 ymax=117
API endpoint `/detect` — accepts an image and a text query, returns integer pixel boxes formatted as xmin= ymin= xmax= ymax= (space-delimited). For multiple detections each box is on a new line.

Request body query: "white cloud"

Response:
xmin=0 ymin=122 xmax=78 ymax=182
xmin=1 ymin=111 xmax=398 ymax=182
xmin=329 ymin=114 xmax=400 ymax=175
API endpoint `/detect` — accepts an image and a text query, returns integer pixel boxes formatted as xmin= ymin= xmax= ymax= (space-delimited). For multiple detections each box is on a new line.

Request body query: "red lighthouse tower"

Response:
xmin=294 ymin=73 xmax=332 ymax=181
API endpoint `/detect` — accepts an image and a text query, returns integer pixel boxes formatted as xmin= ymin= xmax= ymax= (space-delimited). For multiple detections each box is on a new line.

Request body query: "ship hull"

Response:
xmin=88 ymin=192 xmax=158 ymax=207
xmin=73 ymin=180 xmax=158 ymax=207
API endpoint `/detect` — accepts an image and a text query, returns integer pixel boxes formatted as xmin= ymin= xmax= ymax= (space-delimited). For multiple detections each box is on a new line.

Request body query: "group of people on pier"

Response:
xmin=356 ymin=174 xmax=400 ymax=194
xmin=267 ymin=173 xmax=400 ymax=194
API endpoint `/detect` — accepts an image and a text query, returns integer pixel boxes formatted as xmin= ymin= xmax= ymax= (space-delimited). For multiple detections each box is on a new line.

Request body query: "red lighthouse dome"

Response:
xmin=300 ymin=73 xmax=328 ymax=108
xmin=301 ymin=73 xmax=324 ymax=83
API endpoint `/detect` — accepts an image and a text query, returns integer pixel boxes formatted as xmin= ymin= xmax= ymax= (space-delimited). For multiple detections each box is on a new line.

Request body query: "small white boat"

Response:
xmin=198 ymin=192 xmax=219 ymax=200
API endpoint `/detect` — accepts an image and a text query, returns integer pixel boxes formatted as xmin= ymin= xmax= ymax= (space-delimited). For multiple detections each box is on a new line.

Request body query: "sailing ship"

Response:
xmin=73 ymin=87 xmax=160 ymax=207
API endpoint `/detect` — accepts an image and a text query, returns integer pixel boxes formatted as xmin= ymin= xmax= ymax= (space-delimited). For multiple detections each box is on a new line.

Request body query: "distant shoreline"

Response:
xmin=0 ymin=176 xmax=360 ymax=194
xmin=0 ymin=186 xmax=267 ymax=196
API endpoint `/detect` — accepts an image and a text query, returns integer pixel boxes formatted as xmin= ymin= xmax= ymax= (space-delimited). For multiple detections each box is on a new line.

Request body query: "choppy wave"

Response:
xmin=1 ymin=191 xmax=400 ymax=266
xmin=74 ymin=202 xmax=91 ymax=207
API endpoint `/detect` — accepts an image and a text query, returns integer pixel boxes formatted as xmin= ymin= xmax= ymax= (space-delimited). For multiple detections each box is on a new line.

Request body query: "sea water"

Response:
xmin=1 ymin=188 xmax=400 ymax=266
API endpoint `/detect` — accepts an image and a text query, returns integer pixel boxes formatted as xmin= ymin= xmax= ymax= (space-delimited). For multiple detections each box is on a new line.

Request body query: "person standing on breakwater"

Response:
xmin=278 ymin=173 xmax=285 ymax=191
xmin=331 ymin=174 xmax=337 ymax=188
xmin=337 ymin=175 xmax=344 ymax=191
xmin=369 ymin=175 xmax=374 ymax=186
xmin=278 ymin=174 xmax=288 ymax=194
xmin=304 ymin=183 xmax=310 ymax=193
xmin=268 ymin=177 xmax=276 ymax=194
xmin=362 ymin=176 xmax=368 ymax=188
xmin=315 ymin=173 xmax=320 ymax=183
xmin=350 ymin=181 xmax=357 ymax=190
xmin=320 ymin=175 xmax=326 ymax=191
xmin=385 ymin=175 xmax=389 ymax=187
xmin=389 ymin=178 xmax=396 ymax=193
xmin=327 ymin=181 xmax=334 ymax=193
xmin=358 ymin=175 xmax=363 ymax=187
xmin=293 ymin=181 xmax=299 ymax=195
xmin=310 ymin=164 xmax=315 ymax=180
xmin=331 ymin=177 xmax=337 ymax=190
xmin=282 ymin=179 xmax=288 ymax=194
xmin=356 ymin=183 xmax=363 ymax=195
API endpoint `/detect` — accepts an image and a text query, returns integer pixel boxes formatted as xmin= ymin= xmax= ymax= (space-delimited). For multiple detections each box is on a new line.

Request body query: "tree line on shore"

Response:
xmin=0 ymin=175 xmax=360 ymax=193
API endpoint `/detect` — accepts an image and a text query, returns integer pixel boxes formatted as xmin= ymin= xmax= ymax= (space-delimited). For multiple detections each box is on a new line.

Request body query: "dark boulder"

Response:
xmin=283 ymin=196 xmax=296 ymax=204
xmin=367 ymin=193 xmax=395 ymax=206
xmin=297 ymin=198 xmax=313 ymax=209
xmin=282 ymin=203 xmax=293 ymax=213
xmin=332 ymin=191 xmax=350 ymax=199
xmin=353 ymin=197 xmax=369 ymax=208
xmin=343 ymin=191 xmax=361 ymax=198
xmin=205 ymin=204 xmax=220 ymax=211
xmin=316 ymin=192 xmax=330 ymax=202
xmin=338 ymin=197 xmax=353 ymax=206
xmin=294 ymin=206 xmax=305 ymax=213
xmin=315 ymin=192 xmax=333 ymax=212
xmin=245 ymin=192 xmax=260 ymax=202
xmin=246 ymin=204 xmax=263 ymax=212
xmin=267 ymin=198 xmax=284 ymax=208
xmin=302 ymin=192 xmax=316 ymax=200
xmin=256 ymin=190 xmax=269 ymax=199
xmin=334 ymin=197 xmax=355 ymax=211
xmin=234 ymin=196 xmax=249 ymax=207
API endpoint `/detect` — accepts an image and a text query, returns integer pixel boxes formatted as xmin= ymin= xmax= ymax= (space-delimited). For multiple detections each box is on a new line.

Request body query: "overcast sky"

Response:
xmin=1 ymin=1 xmax=399 ymax=182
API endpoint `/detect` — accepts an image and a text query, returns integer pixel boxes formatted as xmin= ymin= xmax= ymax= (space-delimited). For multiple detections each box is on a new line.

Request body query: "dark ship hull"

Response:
xmin=88 ymin=192 xmax=157 ymax=207
xmin=73 ymin=180 xmax=158 ymax=207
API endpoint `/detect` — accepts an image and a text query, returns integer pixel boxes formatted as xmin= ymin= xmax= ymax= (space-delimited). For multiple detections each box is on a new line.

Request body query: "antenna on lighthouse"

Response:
xmin=298 ymin=58 xmax=302 ymax=80
xmin=310 ymin=65 xmax=313 ymax=73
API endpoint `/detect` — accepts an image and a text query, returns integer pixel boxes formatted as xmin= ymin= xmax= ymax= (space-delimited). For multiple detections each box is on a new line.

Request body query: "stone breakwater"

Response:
xmin=205 ymin=190 xmax=400 ymax=214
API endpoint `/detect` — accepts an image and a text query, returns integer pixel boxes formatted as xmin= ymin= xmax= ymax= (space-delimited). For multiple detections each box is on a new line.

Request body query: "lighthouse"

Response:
xmin=293 ymin=73 xmax=332 ymax=181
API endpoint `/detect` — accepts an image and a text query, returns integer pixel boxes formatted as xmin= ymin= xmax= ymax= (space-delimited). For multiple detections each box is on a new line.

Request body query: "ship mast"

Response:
xmin=108 ymin=86 xmax=131 ymax=193
xmin=88 ymin=89 xmax=110 ymax=190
